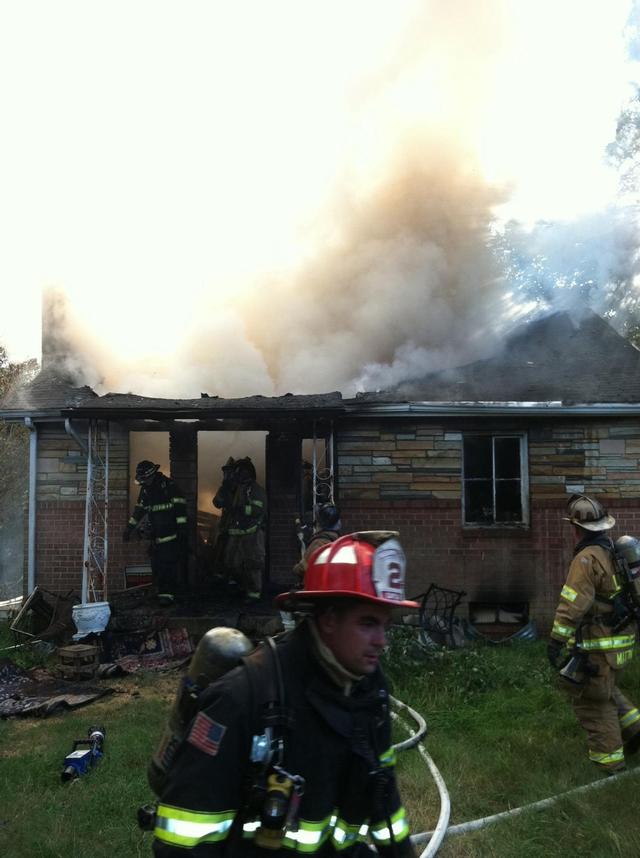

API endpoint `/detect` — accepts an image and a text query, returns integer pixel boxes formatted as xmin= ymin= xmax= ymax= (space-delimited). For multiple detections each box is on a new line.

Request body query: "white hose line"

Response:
xmin=390 ymin=698 xmax=450 ymax=858
xmin=390 ymin=695 xmax=427 ymax=750
xmin=411 ymin=764 xmax=640 ymax=847
xmin=391 ymin=696 xmax=640 ymax=853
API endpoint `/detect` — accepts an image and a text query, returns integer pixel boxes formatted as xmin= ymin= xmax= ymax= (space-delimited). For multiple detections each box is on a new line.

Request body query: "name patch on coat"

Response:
xmin=187 ymin=713 xmax=227 ymax=757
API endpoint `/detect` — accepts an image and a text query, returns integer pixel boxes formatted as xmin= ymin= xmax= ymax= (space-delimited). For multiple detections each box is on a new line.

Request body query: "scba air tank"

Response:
xmin=615 ymin=535 xmax=640 ymax=601
xmin=148 ymin=626 xmax=254 ymax=796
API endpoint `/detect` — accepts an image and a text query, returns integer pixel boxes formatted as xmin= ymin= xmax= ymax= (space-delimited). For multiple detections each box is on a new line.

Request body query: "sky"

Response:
xmin=0 ymin=0 xmax=637 ymax=397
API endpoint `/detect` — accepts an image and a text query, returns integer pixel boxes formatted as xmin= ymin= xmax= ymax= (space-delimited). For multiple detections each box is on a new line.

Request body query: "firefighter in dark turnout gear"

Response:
xmin=216 ymin=457 xmax=266 ymax=602
xmin=548 ymin=495 xmax=640 ymax=773
xmin=293 ymin=503 xmax=342 ymax=584
xmin=152 ymin=532 xmax=418 ymax=856
xmin=123 ymin=461 xmax=188 ymax=595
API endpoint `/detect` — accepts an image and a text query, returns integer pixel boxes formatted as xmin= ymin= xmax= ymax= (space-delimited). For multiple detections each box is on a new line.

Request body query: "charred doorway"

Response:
xmin=196 ymin=431 xmax=267 ymax=592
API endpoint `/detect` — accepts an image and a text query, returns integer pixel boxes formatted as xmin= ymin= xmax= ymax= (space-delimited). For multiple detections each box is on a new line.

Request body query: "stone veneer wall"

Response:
xmin=337 ymin=418 xmax=640 ymax=629
xmin=28 ymin=415 xmax=640 ymax=624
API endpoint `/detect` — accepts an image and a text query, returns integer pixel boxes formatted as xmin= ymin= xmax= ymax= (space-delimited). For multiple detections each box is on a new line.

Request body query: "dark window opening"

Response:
xmin=463 ymin=434 xmax=526 ymax=525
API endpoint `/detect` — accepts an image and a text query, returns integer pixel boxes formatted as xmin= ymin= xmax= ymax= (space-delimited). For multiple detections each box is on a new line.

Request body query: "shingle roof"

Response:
xmin=0 ymin=367 xmax=97 ymax=414
xmin=354 ymin=310 xmax=640 ymax=405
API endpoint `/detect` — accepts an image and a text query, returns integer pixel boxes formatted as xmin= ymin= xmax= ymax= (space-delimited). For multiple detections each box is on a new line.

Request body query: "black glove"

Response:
xmin=547 ymin=638 xmax=565 ymax=669
xmin=122 ymin=528 xmax=131 ymax=542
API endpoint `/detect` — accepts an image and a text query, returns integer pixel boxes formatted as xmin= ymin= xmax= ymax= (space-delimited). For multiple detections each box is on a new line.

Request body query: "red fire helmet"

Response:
xmin=275 ymin=531 xmax=419 ymax=609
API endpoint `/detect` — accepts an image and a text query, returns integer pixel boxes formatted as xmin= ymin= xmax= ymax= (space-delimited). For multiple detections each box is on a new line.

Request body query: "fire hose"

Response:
xmin=389 ymin=697 xmax=640 ymax=857
xmin=390 ymin=697 xmax=449 ymax=858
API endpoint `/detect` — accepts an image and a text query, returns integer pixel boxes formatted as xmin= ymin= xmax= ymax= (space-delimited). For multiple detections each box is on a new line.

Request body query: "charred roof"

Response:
xmin=2 ymin=309 xmax=639 ymax=420
xmin=354 ymin=310 xmax=640 ymax=405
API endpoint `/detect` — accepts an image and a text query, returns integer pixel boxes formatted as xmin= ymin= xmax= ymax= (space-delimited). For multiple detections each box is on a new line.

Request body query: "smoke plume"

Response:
xmin=6 ymin=1 xmax=637 ymax=400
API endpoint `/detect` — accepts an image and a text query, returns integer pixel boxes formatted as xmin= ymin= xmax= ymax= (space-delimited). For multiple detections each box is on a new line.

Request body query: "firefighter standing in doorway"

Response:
xmin=548 ymin=494 xmax=640 ymax=774
xmin=217 ymin=457 xmax=267 ymax=602
xmin=123 ymin=461 xmax=188 ymax=596
xmin=151 ymin=531 xmax=418 ymax=856
xmin=294 ymin=503 xmax=342 ymax=585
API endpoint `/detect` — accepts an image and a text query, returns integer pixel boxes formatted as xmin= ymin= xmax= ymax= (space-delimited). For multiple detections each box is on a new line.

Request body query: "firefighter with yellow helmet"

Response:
xmin=151 ymin=531 xmax=418 ymax=856
xmin=548 ymin=494 xmax=640 ymax=774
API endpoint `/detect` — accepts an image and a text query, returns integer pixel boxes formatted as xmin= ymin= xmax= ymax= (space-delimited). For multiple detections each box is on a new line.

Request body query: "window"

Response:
xmin=462 ymin=434 xmax=528 ymax=525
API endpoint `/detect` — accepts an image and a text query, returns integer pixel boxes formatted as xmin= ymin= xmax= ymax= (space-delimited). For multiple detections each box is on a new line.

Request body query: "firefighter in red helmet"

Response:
xmin=152 ymin=531 xmax=418 ymax=856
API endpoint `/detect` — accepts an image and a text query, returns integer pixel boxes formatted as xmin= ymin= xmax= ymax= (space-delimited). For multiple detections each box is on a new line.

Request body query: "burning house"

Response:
xmin=2 ymin=307 xmax=640 ymax=633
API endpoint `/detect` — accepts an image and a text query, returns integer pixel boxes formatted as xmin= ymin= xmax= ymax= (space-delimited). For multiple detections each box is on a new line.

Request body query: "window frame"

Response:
xmin=461 ymin=432 xmax=529 ymax=528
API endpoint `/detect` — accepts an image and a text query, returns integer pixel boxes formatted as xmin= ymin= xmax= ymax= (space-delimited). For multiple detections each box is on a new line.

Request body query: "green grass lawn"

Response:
xmin=1 ymin=624 xmax=640 ymax=857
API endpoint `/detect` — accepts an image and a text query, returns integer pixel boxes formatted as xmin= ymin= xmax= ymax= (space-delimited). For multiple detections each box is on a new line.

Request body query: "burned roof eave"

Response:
xmin=344 ymin=401 xmax=640 ymax=418
xmin=0 ymin=409 xmax=78 ymax=422
xmin=60 ymin=405 xmax=346 ymax=421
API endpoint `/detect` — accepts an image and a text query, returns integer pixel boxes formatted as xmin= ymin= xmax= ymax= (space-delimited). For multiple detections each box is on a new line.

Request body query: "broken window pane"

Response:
xmin=464 ymin=480 xmax=494 ymax=524
xmin=495 ymin=437 xmax=520 ymax=479
xmin=496 ymin=480 xmax=522 ymax=522
xmin=463 ymin=436 xmax=492 ymax=478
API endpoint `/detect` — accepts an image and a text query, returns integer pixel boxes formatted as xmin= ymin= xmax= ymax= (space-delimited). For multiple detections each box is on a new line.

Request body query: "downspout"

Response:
xmin=65 ymin=418 xmax=89 ymax=602
xmin=24 ymin=418 xmax=37 ymax=594
xmin=64 ymin=417 xmax=87 ymax=455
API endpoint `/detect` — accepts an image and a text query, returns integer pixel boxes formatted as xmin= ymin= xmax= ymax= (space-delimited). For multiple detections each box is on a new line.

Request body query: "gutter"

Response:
xmin=345 ymin=402 xmax=640 ymax=418
xmin=23 ymin=418 xmax=37 ymax=594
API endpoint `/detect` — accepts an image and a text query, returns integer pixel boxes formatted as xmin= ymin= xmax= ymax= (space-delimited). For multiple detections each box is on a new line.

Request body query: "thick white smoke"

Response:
xmin=2 ymin=1 xmax=638 ymax=398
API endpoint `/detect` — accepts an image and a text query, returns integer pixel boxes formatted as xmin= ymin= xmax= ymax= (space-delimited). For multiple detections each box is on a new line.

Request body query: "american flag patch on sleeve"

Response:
xmin=187 ymin=713 xmax=227 ymax=757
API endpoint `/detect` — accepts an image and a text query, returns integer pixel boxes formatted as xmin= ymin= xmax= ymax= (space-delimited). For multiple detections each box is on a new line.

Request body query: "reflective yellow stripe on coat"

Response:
xmin=154 ymin=804 xmax=235 ymax=848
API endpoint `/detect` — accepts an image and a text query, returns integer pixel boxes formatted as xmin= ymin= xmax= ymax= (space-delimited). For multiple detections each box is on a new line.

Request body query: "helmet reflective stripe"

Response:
xmin=552 ymin=621 xmax=575 ymax=640
xmin=331 ymin=545 xmax=358 ymax=564
xmin=313 ymin=545 xmax=333 ymax=564
xmin=579 ymin=634 xmax=635 ymax=651
xmin=154 ymin=805 xmax=234 ymax=847
xmin=560 ymin=585 xmax=578 ymax=603
xmin=620 ymin=708 xmax=640 ymax=729
xmin=370 ymin=807 xmax=410 ymax=844
xmin=588 ymin=747 xmax=624 ymax=765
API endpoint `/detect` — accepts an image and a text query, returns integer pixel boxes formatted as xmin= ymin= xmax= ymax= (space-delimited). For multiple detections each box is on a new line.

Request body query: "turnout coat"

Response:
xmin=550 ymin=535 xmax=639 ymax=771
xmin=153 ymin=622 xmax=415 ymax=856
xmin=127 ymin=473 xmax=187 ymax=547
xmin=551 ymin=539 xmax=636 ymax=670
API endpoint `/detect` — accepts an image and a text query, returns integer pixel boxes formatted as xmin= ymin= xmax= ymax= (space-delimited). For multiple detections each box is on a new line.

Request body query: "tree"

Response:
xmin=0 ymin=346 xmax=38 ymax=596
xmin=492 ymin=84 xmax=640 ymax=348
